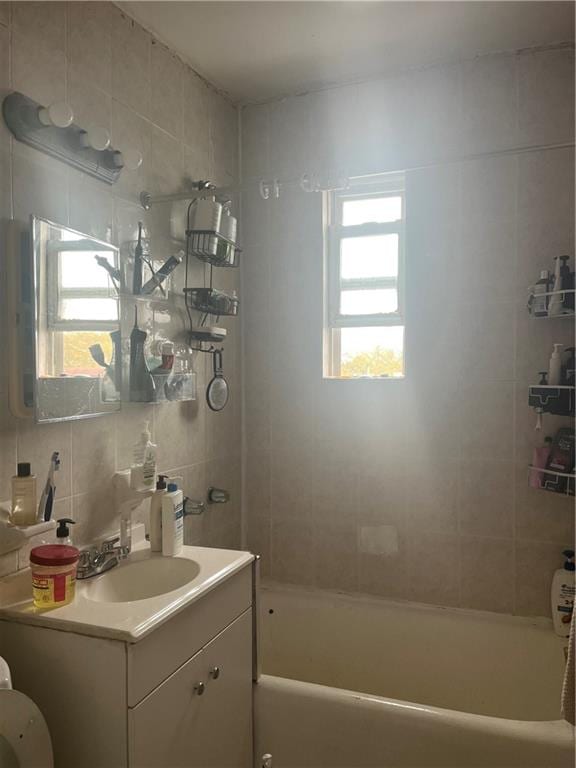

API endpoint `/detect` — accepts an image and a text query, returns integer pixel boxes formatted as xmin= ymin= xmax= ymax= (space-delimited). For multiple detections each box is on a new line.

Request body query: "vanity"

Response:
xmin=0 ymin=539 xmax=256 ymax=768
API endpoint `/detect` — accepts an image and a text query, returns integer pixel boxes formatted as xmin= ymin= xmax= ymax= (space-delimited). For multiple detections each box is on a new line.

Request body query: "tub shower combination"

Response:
xmin=255 ymin=585 xmax=574 ymax=768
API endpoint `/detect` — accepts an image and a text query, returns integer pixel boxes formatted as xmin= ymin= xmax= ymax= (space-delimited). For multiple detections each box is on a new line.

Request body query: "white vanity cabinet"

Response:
xmin=0 ymin=562 xmax=254 ymax=768
xmin=130 ymin=610 xmax=252 ymax=768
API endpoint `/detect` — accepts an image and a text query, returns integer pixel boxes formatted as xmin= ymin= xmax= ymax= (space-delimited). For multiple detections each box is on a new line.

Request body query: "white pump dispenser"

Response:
xmin=548 ymin=343 xmax=564 ymax=386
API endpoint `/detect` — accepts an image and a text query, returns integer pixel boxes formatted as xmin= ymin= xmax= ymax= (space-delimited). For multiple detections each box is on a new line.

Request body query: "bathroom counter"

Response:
xmin=0 ymin=542 xmax=254 ymax=642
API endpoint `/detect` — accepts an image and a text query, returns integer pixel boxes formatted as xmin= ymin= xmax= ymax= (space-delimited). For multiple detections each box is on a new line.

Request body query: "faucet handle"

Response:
xmin=102 ymin=536 xmax=120 ymax=552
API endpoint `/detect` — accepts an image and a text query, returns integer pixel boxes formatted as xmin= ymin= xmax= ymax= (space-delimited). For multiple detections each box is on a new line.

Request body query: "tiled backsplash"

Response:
xmin=0 ymin=3 xmax=241 ymax=555
xmin=241 ymin=44 xmax=575 ymax=617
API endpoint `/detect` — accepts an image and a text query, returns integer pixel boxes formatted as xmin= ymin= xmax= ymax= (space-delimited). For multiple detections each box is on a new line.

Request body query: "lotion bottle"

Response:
xmin=149 ymin=475 xmax=168 ymax=552
xmin=548 ymin=343 xmax=564 ymax=386
xmin=161 ymin=482 xmax=184 ymax=556
xmin=551 ymin=549 xmax=575 ymax=637
xmin=130 ymin=421 xmax=157 ymax=491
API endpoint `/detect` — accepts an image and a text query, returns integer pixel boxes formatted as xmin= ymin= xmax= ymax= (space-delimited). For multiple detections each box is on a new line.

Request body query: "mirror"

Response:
xmin=32 ymin=217 xmax=121 ymax=422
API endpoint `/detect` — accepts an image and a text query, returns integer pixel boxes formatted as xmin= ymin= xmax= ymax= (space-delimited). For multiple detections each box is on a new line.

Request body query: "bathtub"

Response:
xmin=254 ymin=584 xmax=574 ymax=768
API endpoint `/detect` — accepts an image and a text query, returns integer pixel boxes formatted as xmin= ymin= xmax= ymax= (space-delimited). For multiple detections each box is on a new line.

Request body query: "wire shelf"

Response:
xmin=184 ymin=287 xmax=239 ymax=317
xmin=186 ymin=229 xmax=241 ymax=268
xmin=527 ymin=288 xmax=575 ymax=319
xmin=528 ymin=465 xmax=575 ymax=496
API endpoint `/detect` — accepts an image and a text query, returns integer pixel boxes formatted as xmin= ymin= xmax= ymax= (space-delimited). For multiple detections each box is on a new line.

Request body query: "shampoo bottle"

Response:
xmin=548 ymin=343 xmax=564 ymax=386
xmin=130 ymin=421 xmax=157 ymax=491
xmin=161 ymin=482 xmax=184 ymax=556
xmin=551 ymin=549 xmax=575 ymax=637
xmin=149 ymin=475 xmax=168 ymax=552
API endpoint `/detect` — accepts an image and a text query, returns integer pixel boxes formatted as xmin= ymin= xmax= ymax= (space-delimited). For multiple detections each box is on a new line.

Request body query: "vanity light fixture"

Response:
xmin=2 ymin=91 xmax=142 ymax=185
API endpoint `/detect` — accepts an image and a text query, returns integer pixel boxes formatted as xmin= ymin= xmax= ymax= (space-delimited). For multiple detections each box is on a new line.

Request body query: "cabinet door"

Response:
xmin=129 ymin=609 xmax=253 ymax=768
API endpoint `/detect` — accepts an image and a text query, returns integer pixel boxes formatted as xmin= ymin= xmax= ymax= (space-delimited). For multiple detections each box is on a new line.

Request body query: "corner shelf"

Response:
xmin=528 ymin=466 xmax=575 ymax=496
xmin=527 ymin=288 xmax=575 ymax=319
xmin=528 ymin=385 xmax=575 ymax=417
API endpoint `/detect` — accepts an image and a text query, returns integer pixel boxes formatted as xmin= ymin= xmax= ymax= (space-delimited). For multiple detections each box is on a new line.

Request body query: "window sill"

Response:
xmin=323 ymin=374 xmax=405 ymax=382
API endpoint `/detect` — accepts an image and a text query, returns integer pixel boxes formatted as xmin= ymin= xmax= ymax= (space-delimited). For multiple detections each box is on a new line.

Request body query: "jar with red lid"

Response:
xmin=30 ymin=545 xmax=80 ymax=609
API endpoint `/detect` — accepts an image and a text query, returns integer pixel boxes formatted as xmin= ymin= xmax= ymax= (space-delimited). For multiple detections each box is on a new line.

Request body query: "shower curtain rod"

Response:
xmin=140 ymin=140 xmax=574 ymax=209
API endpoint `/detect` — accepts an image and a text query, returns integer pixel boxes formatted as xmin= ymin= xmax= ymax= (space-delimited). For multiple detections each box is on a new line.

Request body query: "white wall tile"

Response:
xmin=111 ymin=6 xmax=151 ymax=117
xmin=12 ymin=2 xmax=66 ymax=106
xmin=518 ymin=47 xmax=575 ymax=146
xmin=68 ymin=2 xmax=113 ymax=95
xmin=150 ymin=40 xmax=183 ymax=139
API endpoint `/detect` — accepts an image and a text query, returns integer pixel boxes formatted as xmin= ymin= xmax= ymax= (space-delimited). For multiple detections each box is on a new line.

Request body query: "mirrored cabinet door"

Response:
xmin=32 ymin=217 xmax=121 ymax=422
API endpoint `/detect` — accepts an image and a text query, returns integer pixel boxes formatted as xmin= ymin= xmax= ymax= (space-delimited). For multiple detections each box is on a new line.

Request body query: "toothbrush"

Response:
xmin=38 ymin=452 xmax=60 ymax=522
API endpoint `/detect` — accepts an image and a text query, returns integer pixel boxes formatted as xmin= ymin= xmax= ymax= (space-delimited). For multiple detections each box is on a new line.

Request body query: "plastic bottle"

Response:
xmin=149 ymin=475 xmax=168 ymax=552
xmin=55 ymin=518 xmax=76 ymax=545
xmin=11 ymin=463 xmax=37 ymax=526
xmin=529 ymin=436 xmax=553 ymax=488
xmin=130 ymin=422 xmax=157 ymax=491
xmin=551 ymin=549 xmax=576 ymax=637
xmin=548 ymin=257 xmax=565 ymax=317
xmin=531 ymin=270 xmax=551 ymax=317
xmin=548 ymin=343 xmax=564 ymax=386
xmin=161 ymin=482 xmax=184 ymax=556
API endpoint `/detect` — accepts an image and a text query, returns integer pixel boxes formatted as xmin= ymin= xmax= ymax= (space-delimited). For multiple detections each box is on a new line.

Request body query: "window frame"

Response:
xmin=324 ymin=173 xmax=406 ymax=379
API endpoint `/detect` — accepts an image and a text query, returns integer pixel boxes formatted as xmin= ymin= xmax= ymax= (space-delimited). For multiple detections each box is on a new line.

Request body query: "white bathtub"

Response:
xmin=255 ymin=584 xmax=574 ymax=768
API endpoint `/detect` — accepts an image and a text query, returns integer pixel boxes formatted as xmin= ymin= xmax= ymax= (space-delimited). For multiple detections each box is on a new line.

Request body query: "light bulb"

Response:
xmin=38 ymin=102 xmax=74 ymax=129
xmin=80 ymin=126 xmax=111 ymax=151
xmin=112 ymin=148 xmax=143 ymax=171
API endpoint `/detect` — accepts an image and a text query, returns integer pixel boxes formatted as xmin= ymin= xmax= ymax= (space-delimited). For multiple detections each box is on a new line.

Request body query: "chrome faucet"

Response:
xmin=77 ymin=536 xmax=128 ymax=580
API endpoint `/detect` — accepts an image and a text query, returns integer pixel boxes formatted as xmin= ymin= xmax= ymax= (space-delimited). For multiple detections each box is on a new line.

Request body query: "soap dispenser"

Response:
xmin=55 ymin=518 xmax=76 ymax=545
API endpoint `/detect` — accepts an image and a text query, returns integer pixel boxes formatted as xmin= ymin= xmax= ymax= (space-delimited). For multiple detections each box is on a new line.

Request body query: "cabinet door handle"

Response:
xmin=209 ymin=666 xmax=221 ymax=680
xmin=193 ymin=681 xmax=205 ymax=696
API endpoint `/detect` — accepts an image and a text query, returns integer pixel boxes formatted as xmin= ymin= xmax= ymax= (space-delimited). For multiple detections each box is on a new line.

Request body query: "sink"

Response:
xmin=84 ymin=557 xmax=201 ymax=603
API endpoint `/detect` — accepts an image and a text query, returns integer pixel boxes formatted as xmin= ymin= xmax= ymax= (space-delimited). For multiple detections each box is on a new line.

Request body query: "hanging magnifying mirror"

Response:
xmin=206 ymin=349 xmax=229 ymax=412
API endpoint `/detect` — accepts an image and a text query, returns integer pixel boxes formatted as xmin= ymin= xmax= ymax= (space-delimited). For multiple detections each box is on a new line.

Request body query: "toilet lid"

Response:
xmin=0 ymin=690 xmax=53 ymax=768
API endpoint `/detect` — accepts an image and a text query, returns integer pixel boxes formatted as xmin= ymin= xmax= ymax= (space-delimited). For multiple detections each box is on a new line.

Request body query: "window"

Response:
xmin=324 ymin=173 xmax=405 ymax=379
xmin=45 ymin=231 xmax=119 ymax=377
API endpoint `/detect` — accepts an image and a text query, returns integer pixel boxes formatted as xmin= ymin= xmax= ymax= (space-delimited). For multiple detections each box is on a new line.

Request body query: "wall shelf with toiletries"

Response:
xmin=528 ymin=386 xmax=575 ymax=417
xmin=527 ymin=255 xmax=575 ymax=319
xmin=186 ymin=230 xmax=241 ymax=268
xmin=528 ymin=465 xmax=575 ymax=497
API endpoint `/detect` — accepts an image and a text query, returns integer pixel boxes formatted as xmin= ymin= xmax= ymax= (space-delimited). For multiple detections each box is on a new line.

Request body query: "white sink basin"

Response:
xmin=85 ymin=557 xmax=201 ymax=603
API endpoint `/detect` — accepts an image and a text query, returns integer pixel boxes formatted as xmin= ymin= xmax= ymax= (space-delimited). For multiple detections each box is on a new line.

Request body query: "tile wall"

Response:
xmin=241 ymin=43 xmax=576 ymax=616
xmin=0 ymin=2 xmax=241 ymax=574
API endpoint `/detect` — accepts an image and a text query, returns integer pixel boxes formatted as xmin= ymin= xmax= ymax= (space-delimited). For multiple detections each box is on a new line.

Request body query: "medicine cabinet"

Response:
xmin=7 ymin=216 xmax=197 ymax=423
xmin=7 ymin=217 xmax=122 ymax=422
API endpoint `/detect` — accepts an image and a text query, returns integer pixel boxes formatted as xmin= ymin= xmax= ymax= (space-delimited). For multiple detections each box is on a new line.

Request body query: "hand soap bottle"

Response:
xmin=551 ymin=549 xmax=575 ymax=637
xmin=55 ymin=518 xmax=76 ymax=545
xmin=161 ymin=482 xmax=184 ymax=556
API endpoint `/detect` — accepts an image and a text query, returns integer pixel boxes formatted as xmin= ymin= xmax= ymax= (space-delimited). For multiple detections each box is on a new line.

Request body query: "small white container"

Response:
xmin=551 ymin=549 xmax=575 ymax=637
xmin=161 ymin=482 xmax=184 ymax=556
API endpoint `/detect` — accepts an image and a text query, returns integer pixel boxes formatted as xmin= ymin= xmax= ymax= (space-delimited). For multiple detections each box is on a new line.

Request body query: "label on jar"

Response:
xmin=32 ymin=568 xmax=76 ymax=605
